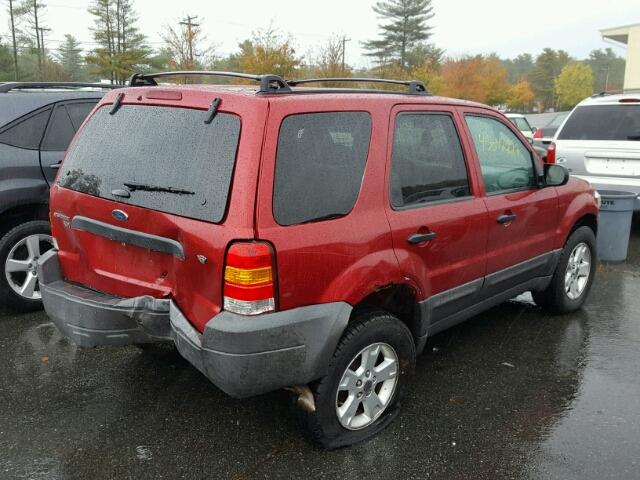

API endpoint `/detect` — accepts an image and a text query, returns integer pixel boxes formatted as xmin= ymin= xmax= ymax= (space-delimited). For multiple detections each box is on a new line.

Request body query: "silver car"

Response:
xmin=553 ymin=93 xmax=640 ymax=209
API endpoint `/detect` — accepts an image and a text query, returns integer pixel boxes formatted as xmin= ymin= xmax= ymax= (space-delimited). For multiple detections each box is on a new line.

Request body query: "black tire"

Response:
xmin=296 ymin=309 xmax=415 ymax=449
xmin=533 ymin=226 xmax=597 ymax=315
xmin=0 ymin=220 xmax=53 ymax=312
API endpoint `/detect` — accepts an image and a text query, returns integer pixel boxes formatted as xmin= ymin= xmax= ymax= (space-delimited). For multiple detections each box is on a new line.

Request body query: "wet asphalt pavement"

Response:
xmin=2 ymin=226 xmax=640 ymax=480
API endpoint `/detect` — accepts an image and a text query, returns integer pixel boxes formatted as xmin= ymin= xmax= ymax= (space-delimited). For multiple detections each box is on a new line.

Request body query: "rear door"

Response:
xmin=39 ymin=100 xmax=97 ymax=184
xmin=462 ymin=109 xmax=558 ymax=295
xmin=50 ymin=92 xmax=267 ymax=332
xmin=254 ymin=97 xmax=398 ymax=312
xmin=384 ymin=105 xmax=488 ymax=326
xmin=0 ymin=106 xmax=52 ymax=200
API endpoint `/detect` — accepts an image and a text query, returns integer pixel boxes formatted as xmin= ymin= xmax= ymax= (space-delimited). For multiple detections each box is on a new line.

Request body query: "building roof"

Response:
xmin=600 ymin=23 xmax=640 ymax=45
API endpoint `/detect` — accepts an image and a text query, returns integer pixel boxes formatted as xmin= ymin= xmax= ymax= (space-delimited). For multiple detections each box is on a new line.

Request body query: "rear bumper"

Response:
xmin=171 ymin=301 xmax=351 ymax=398
xmin=38 ymin=250 xmax=171 ymax=347
xmin=38 ymin=250 xmax=351 ymax=398
xmin=573 ymin=174 xmax=640 ymax=209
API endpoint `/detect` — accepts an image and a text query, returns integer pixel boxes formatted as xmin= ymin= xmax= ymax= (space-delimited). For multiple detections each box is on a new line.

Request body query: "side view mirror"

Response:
xmin=531 ymin=127 xmax=538 ymax=134
xmin=544 ymin=164 xmax=569 ymax=187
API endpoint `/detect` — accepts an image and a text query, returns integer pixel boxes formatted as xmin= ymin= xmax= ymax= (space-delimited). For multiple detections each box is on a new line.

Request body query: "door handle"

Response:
xmin=497 ymin=213 xmax=517 ymax=224
xmin=49 ymin=162 xmax=62 ymax=170
xmin=407 ymin=232 xmax=437 ymax=244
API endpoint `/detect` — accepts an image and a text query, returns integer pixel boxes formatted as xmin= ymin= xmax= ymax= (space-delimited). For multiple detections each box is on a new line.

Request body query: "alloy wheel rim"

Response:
xmin=564 ymin=242 xmax=591 ymax=300
xmin=4 ymin=234 xmax=54 ymax=300
xmin=335 ymin=342 xmax=399 ymax=430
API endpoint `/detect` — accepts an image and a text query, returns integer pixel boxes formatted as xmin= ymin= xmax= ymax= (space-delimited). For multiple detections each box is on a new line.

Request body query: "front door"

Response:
xmin=462 ymin=110 xmax=559 ymax=296
xmin=384 ymin=106 xmax=488 ymax=330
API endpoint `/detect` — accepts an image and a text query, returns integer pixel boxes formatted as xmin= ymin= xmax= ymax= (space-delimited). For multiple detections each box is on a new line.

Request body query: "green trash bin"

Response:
xmin=597 ymin=190 xmax=636 ymax=262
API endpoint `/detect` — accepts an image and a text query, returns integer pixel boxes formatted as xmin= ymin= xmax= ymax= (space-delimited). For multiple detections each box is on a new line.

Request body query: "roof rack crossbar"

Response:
xmin=0 ymin=82 xmax=120 ymax=93
xmin=128 ymin=71 xmax=291 ymax=93
xmin=287 ymin=77 xmax=430 ymax=95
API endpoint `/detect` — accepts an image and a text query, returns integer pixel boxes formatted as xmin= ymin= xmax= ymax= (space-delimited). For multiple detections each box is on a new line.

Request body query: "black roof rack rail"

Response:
xmin=287 ymin=77 xmax=430 ymax=95
xmin=128 ymin=71 xmax=291 ymax=93
xmin=0 ymin=82 xmax=119 ymax=93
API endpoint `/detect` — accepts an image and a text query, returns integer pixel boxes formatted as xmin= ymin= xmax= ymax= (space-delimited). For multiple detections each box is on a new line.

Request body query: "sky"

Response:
xmin=0 ymin=0 xmax=638 ymax=68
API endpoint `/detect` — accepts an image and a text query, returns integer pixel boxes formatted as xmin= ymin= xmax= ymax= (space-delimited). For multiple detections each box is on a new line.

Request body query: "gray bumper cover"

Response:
xmin=38 ymin=250 xmax=352 ymax=397
xmin=38 ymin=250 xmax=171 ymax=347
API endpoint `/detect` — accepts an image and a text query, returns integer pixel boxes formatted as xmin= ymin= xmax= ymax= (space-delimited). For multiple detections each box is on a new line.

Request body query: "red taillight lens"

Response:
xmin=546 ymin=142 xmax=556 ymax=164
xmin=533 ymin=129 xmax=543 ymax=139
xmin=223 ymin=242 xmax=276 ymax=315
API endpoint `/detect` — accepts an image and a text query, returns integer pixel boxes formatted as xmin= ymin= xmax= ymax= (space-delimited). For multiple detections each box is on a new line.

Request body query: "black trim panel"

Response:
xmin=71 ymin=215 xmax=185 ymax=260
xmin=482 ymin=250 xmax=560 ymax=299
xmin=414 ymin=249 xmax=562 ymax=343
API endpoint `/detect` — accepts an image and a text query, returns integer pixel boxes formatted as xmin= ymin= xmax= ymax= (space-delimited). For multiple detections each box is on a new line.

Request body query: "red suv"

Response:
xmin=39 ymin=72 xmax=599 ymax=448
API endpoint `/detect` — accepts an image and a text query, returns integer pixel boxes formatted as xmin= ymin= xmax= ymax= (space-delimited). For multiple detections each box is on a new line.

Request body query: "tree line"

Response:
xmin=0 ymin=0 xmax=626 ymax=112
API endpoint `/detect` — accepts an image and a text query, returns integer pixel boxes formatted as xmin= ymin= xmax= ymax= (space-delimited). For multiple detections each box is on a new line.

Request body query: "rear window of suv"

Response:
xmin=273 ymin=112 xmax=372 ymax=226
xmin=558 ymin=104 xmax=640 ymax=141
xmin=58 ymin=104 xmax=240 ymax=223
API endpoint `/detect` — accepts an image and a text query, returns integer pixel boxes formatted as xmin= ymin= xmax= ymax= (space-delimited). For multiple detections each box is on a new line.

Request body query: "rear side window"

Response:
xmin=58 ymin=105 xmax=240 ymax=223
xmin=66 ymin=102 xmax=96 ymax=129
xmin=273 ymin=112 xmax=372 ymax=225
xmin=558 ymin=105 xmax=640 ymax=141
xmin=465 ymin=115 xmax=536 ymax=194
xmin=0 ymin=108 xmax=52 ymax=149
xmin=42 ymin=102 xmax=97 ymax=151
xmin=42 ymin=105 xmax=76 ymax=151
xmin=390 ymin=113 xmax=470 ymax=208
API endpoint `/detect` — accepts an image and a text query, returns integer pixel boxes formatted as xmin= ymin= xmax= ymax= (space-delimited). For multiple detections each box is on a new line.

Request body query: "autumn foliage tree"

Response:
xmin=506 ymin=79 xmax=535 ymax=111
xmin=555 ymin=63 xmax=593 ymax=110
xmin=238 ymin=26 xmax=301 ymax=78
xmin=437 ymin=56 xmax=509 ymax=105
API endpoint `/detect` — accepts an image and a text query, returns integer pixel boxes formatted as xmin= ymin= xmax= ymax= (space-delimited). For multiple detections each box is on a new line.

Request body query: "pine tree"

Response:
xmin=56 ymin=34 xmax=85 ymax=80
xmin=86 ymin=0 xmax=150 ymax=84
xmin=363 ymin=0 xmax=434 ymax=69
xmin=14 ymin=0 xmax=48 ymax=74
xmin=528 ymin=48 xmax=571 ymax=111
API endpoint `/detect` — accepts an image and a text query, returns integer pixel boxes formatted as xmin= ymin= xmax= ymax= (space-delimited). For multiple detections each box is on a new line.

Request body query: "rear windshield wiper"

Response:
xmin=627 ymin=135 xmax=640 ymax=140
xmin=124 ymin=182 xmax=195 ymax=195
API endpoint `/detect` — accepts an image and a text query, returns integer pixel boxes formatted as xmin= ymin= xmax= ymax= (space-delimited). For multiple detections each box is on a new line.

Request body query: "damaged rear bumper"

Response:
xmin=38 ymin=250 xmax=171 ymax=347
xmin=38 ymin=250 xmax=352 ymax=397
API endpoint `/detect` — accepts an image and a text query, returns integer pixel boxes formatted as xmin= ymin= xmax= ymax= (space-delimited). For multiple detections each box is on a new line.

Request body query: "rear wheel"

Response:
xmin=297 ymin=310 xmax=415 ymax=449
xmin=533 ymin=226 xmax=596 ymax=314
xmin=0 ymin=221 xmax=54 ymax=312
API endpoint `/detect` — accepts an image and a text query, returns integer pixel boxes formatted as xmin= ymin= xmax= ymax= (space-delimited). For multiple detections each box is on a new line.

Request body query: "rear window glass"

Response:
xmin=58 ymin=105 xmax=240 ymax=223
xmin=273 ymin=112 xmax=372 ymax=226
xmin=558 ymin=105 xmax=640 ymax=141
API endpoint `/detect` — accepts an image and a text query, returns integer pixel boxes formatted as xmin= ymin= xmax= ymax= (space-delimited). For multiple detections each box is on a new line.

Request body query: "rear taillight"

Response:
xmin=533 ymin=129 xmax=543 ymax=139
xmin=223 ymin=242 xmax=276 ymax=315
xmin=546 ymin=142 xmax=556 ymax=164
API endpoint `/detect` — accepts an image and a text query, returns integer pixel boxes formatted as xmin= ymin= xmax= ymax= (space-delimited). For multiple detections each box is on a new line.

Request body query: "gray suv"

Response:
xmin=0 ymin=82 xmax=115 ymax=311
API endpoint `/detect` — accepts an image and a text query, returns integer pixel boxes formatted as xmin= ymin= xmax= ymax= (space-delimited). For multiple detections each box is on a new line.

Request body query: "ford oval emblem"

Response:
xmin=112 ymin=209 xmax=128 ymax=221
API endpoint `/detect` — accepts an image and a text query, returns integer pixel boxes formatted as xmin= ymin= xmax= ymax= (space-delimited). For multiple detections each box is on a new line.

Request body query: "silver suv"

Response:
xmin=552 ymin=93 xmax=640 ymax=209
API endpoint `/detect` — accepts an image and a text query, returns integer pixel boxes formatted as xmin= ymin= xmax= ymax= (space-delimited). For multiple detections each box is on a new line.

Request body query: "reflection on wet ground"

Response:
xmin=1 ymin=223 xmax=640 ymax=479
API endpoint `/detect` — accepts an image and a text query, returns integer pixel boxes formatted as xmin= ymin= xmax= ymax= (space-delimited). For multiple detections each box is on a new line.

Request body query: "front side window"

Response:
xmin=273 ymin=112 xmax=372 ymax=226
xmin=465 ymin=115 xmax=536 ymax=194
xmin=0 ymin=108 xmax=52 ymax=149
xmin=512 ymin=117 xmax=532 ymax=132
xmin=390 ymin=113 xmax=470 ymax=208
